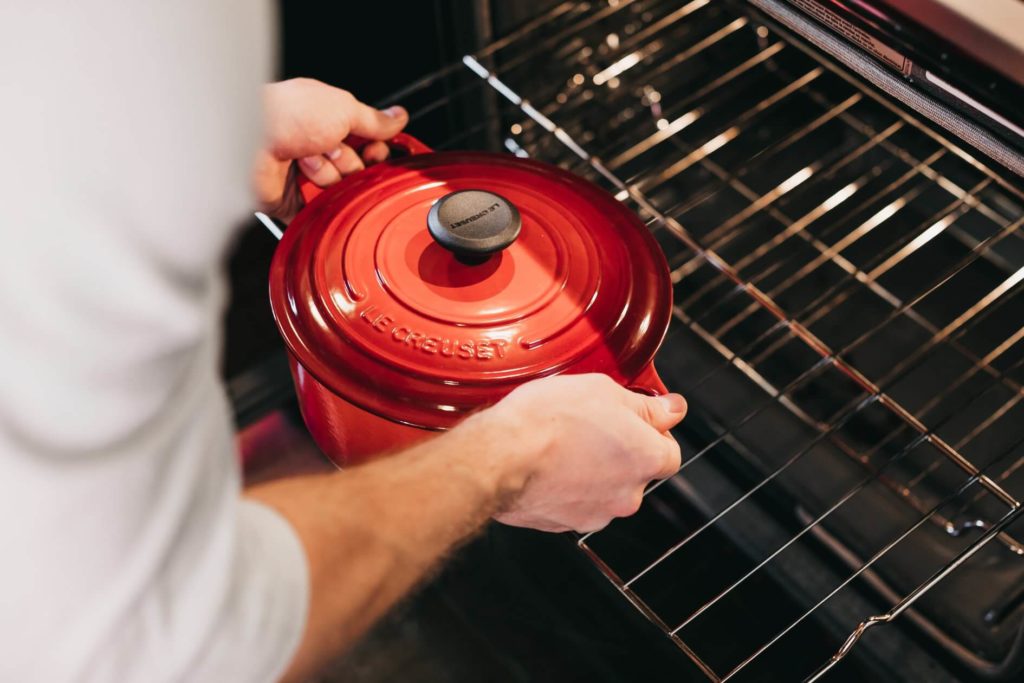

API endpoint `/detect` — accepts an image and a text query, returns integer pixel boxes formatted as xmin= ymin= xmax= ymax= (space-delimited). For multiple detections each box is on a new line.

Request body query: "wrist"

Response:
xmin=455 ymin=404 xmax=544 ymax=513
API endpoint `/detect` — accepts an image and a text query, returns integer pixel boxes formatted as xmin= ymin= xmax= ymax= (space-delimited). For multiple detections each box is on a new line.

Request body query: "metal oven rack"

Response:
xmin=379 ymin=0 xmax=1024 ymax=680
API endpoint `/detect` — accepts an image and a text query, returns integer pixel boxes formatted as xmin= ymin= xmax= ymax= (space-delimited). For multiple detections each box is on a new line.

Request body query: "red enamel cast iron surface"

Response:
xmin=269 ymin=133 xmax=672 ymax=466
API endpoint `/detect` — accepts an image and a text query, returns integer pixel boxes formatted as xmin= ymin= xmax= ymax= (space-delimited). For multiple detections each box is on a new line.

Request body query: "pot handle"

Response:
xmin=628 ymin=363 xmax=669 ymax=396
xmin=298 ymin=132 xmax=434 ymax=204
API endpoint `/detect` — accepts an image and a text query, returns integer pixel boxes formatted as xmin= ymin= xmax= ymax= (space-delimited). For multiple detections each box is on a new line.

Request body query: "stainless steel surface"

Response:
xmin=381 ymin=1 xmax=1024 ymax=679
xmin=750 ymin=0 xmax=1024 ymax=177
xmin=255 ymin=211 xmax=283 ymax=240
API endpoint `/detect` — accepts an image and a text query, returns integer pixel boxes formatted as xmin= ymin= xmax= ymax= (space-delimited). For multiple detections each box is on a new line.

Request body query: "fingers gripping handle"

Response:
xmin=297 ymin=133 xmax=433 ymax=204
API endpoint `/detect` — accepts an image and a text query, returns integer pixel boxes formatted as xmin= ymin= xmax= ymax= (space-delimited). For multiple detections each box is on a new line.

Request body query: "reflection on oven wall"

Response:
xmin=235 ymin=1 xmax=1023 ymax=682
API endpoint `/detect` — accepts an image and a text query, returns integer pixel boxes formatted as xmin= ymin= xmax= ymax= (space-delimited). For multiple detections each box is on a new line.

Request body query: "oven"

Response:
xmin=231 ymin=1 xmax=1024 ymax=680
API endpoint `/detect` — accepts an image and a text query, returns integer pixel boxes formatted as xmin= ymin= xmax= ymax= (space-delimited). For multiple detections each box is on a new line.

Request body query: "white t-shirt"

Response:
xmin=0 ymin=2 xmax=309 ymax=681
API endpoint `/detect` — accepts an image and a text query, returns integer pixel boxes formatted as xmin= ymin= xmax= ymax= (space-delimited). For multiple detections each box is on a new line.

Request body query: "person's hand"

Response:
xmin=471 ymin=374 xmax=687 ymax=533
xmin=254 ymin=78 xmax=409 ymax=221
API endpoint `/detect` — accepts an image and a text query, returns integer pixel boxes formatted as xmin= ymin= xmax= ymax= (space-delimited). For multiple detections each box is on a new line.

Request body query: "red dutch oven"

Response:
xmin=269 ymin=134 xmax=672 ymax=466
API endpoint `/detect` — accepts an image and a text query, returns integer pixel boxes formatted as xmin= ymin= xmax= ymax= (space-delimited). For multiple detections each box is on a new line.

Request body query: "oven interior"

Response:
xmin=232 ymin=1 xmax=1024 ymax=680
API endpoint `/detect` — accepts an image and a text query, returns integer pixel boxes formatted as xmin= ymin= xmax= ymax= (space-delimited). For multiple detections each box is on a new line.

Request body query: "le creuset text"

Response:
xmin=359 ymin=304 xmax=510 ymax=361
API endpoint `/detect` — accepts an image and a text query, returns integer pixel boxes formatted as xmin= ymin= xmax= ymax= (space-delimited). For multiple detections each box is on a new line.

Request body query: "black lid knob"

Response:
xmin=427 ymin=190 xmax=521 ymax=264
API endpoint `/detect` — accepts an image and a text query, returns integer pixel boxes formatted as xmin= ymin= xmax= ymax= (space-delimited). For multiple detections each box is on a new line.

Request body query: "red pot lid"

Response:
xmin=269 ymin=147 xmax=671 ymax=430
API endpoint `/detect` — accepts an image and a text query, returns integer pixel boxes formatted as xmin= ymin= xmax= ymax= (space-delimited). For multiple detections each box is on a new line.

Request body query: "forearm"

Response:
xmin=246 ymin=412 xmax=523 ymax=683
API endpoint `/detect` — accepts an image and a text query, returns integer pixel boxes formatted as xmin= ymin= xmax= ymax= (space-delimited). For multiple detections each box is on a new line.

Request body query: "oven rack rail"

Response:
xmin=377 ymin=0 xmax=1024 ymax=680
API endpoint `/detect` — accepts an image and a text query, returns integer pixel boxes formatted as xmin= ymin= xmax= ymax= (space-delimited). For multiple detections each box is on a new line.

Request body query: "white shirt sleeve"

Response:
xmin=0 ymin=2 xmax=309 ymax=682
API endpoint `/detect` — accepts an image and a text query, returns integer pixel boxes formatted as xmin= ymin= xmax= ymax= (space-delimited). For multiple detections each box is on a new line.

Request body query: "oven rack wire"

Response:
xmin=378 ymin=0 xmax=1024 ymax=680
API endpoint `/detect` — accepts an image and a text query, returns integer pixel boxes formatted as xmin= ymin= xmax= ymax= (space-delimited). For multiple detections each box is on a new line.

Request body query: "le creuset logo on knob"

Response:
xmin=427 ymin=190 xmax=521 ymax=263
xmin=447 ymin=202 xmax=501 ymax=230
xmin=359 ymin=304 xmax=509 ymax=361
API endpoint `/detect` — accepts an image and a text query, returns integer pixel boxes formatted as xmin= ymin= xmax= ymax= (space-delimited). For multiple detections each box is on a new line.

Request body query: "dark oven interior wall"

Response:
xmin=278 ymin=1 xmax=476 ymax=105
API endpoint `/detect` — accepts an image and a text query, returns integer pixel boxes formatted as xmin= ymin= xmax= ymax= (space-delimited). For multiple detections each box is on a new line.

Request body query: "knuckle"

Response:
xmin=614 ymin=491 xmax=644 ymax=518
xmin=577 ymin=519 xmax=609 ymax=533
xmin=665 ymin=439 xmax=682 ymax=470
xmin=648 ymin=439 xmax=681 ymax=480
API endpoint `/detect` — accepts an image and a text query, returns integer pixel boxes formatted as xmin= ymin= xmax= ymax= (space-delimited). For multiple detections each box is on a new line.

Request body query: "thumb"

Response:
xmin=630 ymin=392 xmax=687 ymax=432
xmin=347 ymin=102 xmax=409 ymax=141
